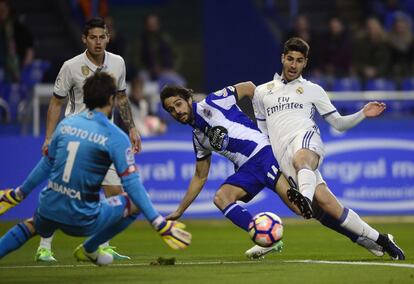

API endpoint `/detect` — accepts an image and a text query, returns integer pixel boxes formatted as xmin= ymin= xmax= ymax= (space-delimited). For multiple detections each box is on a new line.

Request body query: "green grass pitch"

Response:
xmin=0 ymin=217 xmax=413 ymax=284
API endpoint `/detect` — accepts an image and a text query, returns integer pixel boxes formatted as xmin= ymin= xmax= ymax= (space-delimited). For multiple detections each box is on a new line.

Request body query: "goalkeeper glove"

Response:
xmin=152 ymin=216 xmax=192 ymax=250
xmin=0 ymin=188 xmax=22 ymax=215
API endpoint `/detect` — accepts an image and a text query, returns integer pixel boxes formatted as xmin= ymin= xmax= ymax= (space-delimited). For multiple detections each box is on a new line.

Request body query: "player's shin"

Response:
xmin=339 ymin=208 xmax=379 ymax=241
xmin=221 ymin=202 xmax=252 ymax=231
xmin=313 ymin=205 xmax=358 ymax=242
xmin=0 ymin=223 xmax=33 ymax=258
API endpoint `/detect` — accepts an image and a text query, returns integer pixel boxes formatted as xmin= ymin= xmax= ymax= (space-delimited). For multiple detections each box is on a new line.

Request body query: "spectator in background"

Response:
xmin=105 ymin=16 xmax=126 ymax=59
xmin=319 ymin=17 xmax=352 ymax=78
xmin=353 ymin=17 xmax=391 ymax=81
xmin=0 ymin=0 xmax=34 ymax=82
xmin=388 ymin=11 xmax=414 ymax=81
xmin=139 ymin=13 xmax=181 ymax=81
xmin=115 ymin=76 xmax=167 ymax=137
xmin=284 ymin=14 xmax=321 ymax=76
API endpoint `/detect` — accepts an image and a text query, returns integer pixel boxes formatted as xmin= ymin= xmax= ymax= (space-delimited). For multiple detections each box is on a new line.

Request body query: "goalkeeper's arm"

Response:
xmin=0 ymin=156 xmax=53 ymax=215
xmin=121 ymin=172 xmax=192 ymax=250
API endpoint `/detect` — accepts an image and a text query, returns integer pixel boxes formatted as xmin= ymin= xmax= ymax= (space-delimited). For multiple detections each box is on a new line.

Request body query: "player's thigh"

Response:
xmin=90 ymin=195 xmax=131 ymax=233
xmin=279 ymin=134 xmax=326 ymax=188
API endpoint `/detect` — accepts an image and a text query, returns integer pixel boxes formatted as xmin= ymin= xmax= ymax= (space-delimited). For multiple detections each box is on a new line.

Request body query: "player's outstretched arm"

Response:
xmin=166 ymin=157 xmax=211 ymax=220
xmin=121 ymin=173 xmax=192 ymax=250
xmin=234 ymin=81 xmax=256 ymax=100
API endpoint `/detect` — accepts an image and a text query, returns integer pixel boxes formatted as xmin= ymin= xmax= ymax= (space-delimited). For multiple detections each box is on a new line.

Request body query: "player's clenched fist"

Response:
xmin=153 ymin=217 xmax=192 ymax=250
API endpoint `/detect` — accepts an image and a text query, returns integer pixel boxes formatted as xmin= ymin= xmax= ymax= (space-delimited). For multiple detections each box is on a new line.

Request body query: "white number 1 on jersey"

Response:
xmin=63 ymin=141 xmax=80 ymax=183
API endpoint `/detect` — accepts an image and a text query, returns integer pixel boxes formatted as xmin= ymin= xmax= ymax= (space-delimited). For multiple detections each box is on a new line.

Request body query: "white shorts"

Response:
xmin=102 ymin=164 xmax=122 ymax=186
xmin=278 ymin=128 xmax=326 ymax=188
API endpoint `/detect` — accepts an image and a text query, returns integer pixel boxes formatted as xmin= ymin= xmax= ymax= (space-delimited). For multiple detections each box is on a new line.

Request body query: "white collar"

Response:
xmin=82 ymin=50 xmax=108 ymax=72
xmin=273 ymin=72 xmax=304 ymax=84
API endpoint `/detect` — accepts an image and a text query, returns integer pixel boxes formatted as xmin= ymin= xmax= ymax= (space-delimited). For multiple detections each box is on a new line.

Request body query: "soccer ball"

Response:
xmin=248 ymin=212 xmax=283 ymax=247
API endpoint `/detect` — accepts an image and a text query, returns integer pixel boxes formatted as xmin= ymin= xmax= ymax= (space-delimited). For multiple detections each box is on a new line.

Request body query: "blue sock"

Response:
xmin=221 ymin=202 xmax=252 ymax=231
xmin=84 ymin=213 xmax=139 ymax=253
xmin=318 ymin=208 xmax=357 ymax=242
xmin=0 ymin=223 xmax=32 ymax=258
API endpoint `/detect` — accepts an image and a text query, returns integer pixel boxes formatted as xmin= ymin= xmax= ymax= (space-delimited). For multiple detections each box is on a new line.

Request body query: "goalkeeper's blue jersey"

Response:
xmin=37 ymin=111 xmax=137 ymax=226
xmin=191 ymin=86 xmax=270 ymax=170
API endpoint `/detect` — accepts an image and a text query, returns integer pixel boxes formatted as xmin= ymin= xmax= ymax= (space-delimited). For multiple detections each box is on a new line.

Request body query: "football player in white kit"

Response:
xmin=159 ymin=82 xmax=399 ymax=260
xmin=251 ymin=37 xmax=404 ymax=260
xmin=37 ymin=17 xmax=141 ymax=262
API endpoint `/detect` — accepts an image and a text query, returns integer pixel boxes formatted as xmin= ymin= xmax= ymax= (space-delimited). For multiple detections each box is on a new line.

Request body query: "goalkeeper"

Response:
xmin=0 ymin=72 xmax=191 ymax=265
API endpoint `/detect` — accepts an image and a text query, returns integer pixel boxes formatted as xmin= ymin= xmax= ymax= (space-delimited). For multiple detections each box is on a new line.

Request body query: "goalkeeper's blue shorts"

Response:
xmin=33 ymin=195 xmax=129 ymax=238
xmin=222 ymin=145 xmax=282 ymax=202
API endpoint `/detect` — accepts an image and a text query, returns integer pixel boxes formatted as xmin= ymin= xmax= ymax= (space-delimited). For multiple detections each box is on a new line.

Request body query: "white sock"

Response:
xmin=297 ymin=169 xmax=316 ymax=201
xmin=39 ymin=234 xmax=54 ymax=250
xmin=340 ymin=208 xmax=380 ymax=241
xmin=100 ymin=241 xmax=110 ymax=248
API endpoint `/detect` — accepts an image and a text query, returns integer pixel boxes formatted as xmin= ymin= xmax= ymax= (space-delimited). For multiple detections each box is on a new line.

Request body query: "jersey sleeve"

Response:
xmin=53 ymin=62 xmax=73 ymax=98
xmin=193 ymin=133 xmax=212 ymax=161
xmin=107 ymin=132 xmax=137 ymax=179
xmin=207 ymin=86 xmax=238 ymax=109
xmin=107 ymin=128 xmax=160 ymax=222
xmin=117 ymin=58 xmax=127 ymax=92
xmin=312 ymin=85 xmax=337 ymax=117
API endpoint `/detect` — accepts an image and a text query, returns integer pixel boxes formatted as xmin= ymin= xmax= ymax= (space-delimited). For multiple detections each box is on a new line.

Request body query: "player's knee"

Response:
xmin=23 ymin=218 xmax=37 ymax=235
xmin=214 ymin=189 xmax=232 ymax=210
xmin=293 ymin=150 xmax=319 ymax=171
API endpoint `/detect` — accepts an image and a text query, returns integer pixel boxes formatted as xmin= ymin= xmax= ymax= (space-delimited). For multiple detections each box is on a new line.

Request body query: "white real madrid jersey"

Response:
xmin=191 ymin=86 xmax=270 ymax=169
xmin=252 ymin=74 xmax=337 ymax=159
xmin=53 ymin=51 xmax=127 ymax=117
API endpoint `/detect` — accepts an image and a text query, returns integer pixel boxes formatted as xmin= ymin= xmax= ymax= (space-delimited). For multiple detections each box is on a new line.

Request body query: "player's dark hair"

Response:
xmin=83 ymin=72 xmax=117 ymax=110
xmin=160 ymin=85 xmax=193 ymax=110
xmin=83 ymin=17 xmax=107 ymax=36
xmin=283 ymin=37 xmax=310 ymax=58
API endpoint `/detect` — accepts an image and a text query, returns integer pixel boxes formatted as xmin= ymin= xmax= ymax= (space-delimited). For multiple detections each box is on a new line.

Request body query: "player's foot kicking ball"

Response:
xmin=245 ymin=240 xmax=284 ymax=260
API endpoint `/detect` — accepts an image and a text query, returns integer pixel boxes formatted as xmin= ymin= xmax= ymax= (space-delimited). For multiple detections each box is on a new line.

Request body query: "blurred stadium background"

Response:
xmin=0 ymin=0 xmax=414 ymax=222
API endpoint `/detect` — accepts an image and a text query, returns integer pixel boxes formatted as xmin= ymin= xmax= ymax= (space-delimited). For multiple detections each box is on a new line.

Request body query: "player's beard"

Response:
xmin=177 ymin=103 xmax=193 ymax=124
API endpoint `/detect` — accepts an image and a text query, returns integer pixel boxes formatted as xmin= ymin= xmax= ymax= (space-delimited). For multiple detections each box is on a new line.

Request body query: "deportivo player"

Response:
xmin=0 ymin=72 xmax=191 ymax=265
xmin=251 ymin=37 xmax=404 ymax=260
xmin=160 ymin=83 xmax=384 ymax=259
xmin=37 ymin=17 xmax=140 ymax=261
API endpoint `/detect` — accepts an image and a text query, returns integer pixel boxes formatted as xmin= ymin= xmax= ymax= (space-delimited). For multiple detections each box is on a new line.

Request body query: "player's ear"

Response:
xmin=81 ymin=34 xmax=87 ymax=45
xmin=281 ymin=54 xmax=284 ymax=64
xmin=303 ymin=58 xmax=308 ymax=68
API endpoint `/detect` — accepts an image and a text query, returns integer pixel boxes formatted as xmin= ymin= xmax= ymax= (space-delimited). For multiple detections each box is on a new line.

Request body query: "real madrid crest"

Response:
xmin=266 ymin=82 xmax=274 ymax=90
xmin=296 ymin=87 xmax=304 ymax=94
xmin=81 ymin=65 xmax=90 ymax=76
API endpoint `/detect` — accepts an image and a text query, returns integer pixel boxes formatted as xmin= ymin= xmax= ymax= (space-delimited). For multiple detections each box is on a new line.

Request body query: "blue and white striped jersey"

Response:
xmin=191 ymin=86 xmax=270 ymax=169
